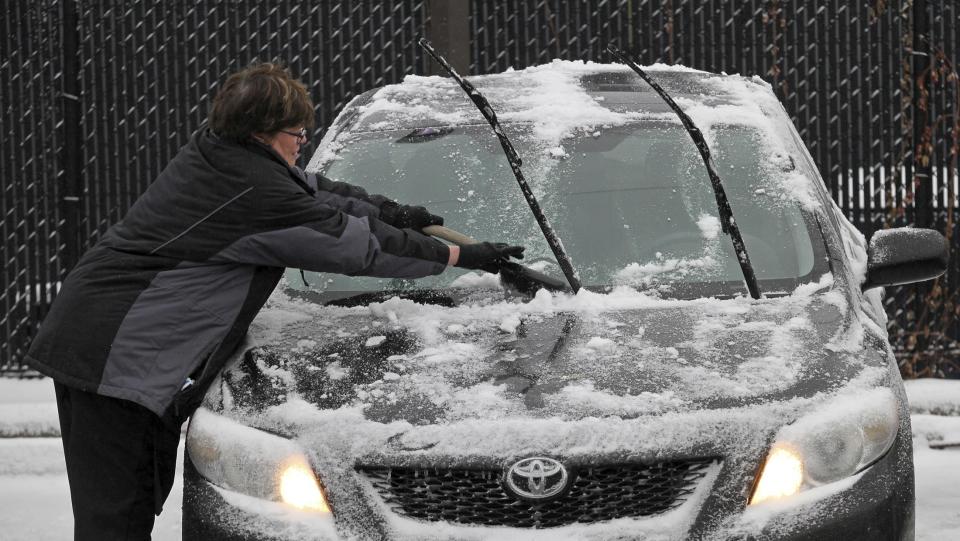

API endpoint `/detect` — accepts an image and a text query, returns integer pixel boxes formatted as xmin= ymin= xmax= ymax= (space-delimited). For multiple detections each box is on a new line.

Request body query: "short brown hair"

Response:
xmin=208 ymin=62 xmax=315 ymax=142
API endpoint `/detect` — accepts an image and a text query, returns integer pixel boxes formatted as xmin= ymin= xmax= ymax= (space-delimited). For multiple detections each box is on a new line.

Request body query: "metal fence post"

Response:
xmin=58 ymin=0 xmax=82 ymax=271
xmin=912 ymin=0 xmax=933 ymax=228
xmin=425 ymin=0 xmax=470 ymax=74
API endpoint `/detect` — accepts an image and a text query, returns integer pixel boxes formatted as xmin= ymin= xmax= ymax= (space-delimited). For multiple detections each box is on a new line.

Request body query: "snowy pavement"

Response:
xmin=914 ymin=444 xmax=960 ymax=538
xmin=0 ymin=377 xmax=957 ymax=540
xmin=0 ymin=379 xmax=183 ymax=540
xmin=0 ymin=440 xmax=184 ymax=540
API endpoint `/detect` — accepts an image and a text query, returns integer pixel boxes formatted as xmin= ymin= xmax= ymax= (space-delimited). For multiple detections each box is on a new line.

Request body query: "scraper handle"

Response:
xmin=422 ymin=225 xmax=477 ymax=246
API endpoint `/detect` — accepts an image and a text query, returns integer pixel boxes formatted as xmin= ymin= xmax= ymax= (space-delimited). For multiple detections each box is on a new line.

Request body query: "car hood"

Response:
xmin=220 ymin=282 xmax=888 ymax=432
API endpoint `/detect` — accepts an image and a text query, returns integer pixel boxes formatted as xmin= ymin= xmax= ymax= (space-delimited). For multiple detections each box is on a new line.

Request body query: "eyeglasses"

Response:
xmin=279 ymin=128 xmax=308 ymax=145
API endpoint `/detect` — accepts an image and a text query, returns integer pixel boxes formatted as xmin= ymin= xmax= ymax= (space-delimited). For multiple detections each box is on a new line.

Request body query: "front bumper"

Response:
xmin=182 ymin=428 xmax=913 ymax=541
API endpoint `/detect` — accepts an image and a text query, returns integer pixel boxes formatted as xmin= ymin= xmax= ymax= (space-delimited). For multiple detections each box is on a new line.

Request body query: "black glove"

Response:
xmin=380 ymin=201 xmax=444 ymax=230
xmin=456 ymin=242 xmax=525 ymax=274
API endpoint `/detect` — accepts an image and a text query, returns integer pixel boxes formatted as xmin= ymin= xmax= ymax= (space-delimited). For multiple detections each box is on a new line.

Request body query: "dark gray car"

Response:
xmin=182 ymin=63 xmax=947 ymax=540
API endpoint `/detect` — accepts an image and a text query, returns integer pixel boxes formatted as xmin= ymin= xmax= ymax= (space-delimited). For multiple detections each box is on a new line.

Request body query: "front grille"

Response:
xmin=360 ymin=458 xmax=715 ymax=528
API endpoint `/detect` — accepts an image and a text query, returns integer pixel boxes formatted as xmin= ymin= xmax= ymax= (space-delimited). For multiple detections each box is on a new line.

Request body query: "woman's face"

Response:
xmin=261 ymin=126 xmax=306 ymax=166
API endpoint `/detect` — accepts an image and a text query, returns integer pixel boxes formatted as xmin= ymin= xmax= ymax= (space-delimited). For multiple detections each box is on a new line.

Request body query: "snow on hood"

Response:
xmin=218 ymin=274 xmax=888 ymax=447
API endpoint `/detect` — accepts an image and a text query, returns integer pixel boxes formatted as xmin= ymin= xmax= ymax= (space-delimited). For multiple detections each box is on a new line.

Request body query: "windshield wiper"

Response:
xmin=396 ymin=126 xmax=455 ymax=143
xmin=418 ymin=38 xmax=582 ymax=293
xmin=607 ymin=44 xmax=762 ymax=299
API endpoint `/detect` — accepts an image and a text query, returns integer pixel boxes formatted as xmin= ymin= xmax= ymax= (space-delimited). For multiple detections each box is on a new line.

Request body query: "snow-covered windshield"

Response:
xmin=293 ymin=121 xmax=826 ymax=297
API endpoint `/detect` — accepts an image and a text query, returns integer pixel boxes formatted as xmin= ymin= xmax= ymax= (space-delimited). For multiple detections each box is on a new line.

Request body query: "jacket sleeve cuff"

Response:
xmin=378 ymin=200 xmax=399 ymax=224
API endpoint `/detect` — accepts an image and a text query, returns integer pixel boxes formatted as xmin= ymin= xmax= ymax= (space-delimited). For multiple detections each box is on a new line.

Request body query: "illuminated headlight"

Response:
xmin=186 ymin=408 xmax=330 ymax=512
xmin=750 ymin=388 xmax=899 ymax=505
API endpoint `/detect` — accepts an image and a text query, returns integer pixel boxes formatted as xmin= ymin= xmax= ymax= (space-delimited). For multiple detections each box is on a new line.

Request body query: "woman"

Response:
xmin=26 ymin=62 xmax=522 ymax=539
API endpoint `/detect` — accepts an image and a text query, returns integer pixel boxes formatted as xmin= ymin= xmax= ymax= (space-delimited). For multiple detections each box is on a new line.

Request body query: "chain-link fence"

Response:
xmin=2 ymin=2 xmax=67 ymax=376
xmin=3 ymin=0 xmax=958 ymax=376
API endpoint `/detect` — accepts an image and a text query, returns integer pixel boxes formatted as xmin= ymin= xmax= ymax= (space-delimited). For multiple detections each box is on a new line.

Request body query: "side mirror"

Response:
xmin=862 ymin=228 xmax=948 ymax=290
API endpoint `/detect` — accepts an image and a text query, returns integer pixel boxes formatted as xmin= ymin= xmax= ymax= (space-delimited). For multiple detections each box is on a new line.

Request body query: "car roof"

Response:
xmin=342 ymin=62 xmax=777 ymax=133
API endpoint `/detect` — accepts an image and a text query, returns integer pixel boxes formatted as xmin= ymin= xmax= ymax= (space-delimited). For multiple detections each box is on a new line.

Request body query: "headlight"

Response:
xmin=750 ymin=444 xmax=804 ymax=504
xmin=187 ymin=408 xmax=330 ymax=512
xmin=750 ymin=388 xmax=899 ymax=505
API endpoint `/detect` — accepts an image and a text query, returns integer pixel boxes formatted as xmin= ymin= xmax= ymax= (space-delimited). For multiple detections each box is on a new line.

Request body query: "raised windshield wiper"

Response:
xmin=607 ymin=44 xmax=762 ymax=299
xmin=418 ymin=38 xmax=582 ymax=293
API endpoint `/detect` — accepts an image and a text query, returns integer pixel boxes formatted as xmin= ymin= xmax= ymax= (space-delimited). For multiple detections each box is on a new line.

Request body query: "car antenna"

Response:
xmin=606 ymin=44 xmax=762 ymax=300
xmin=418 ymin=38 xmax=582 ymax=294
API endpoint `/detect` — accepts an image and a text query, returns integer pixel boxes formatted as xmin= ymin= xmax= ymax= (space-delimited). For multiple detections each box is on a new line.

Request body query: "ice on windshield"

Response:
xmin=298 ymin=122 xmax=821 ymax=297
xmin=303 ymin=61 xmax=826 ymax=298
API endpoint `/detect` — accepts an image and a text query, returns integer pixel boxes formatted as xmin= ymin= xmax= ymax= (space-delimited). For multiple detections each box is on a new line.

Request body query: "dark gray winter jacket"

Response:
xmin=26 ymin=130 xmax=449 ymax=419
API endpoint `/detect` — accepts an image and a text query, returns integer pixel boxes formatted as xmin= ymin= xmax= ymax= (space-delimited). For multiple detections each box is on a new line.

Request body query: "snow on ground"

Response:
xmin=0 ymin=438 xmax=185 ymax=541
xmin=0 ymin=378 xmax=182 ymax=540
xmin=0 ymin=377 xmax=957 ymax=539
xmin=905 ymin=378 xmax=960 ymax=416
xmin=914 ymin=443 xmax=960 ymax=538
xmin=0 ymin=378 xmax=59 ymax=437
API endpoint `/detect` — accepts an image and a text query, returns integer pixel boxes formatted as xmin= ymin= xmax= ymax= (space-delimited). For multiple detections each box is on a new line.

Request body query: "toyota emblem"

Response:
xmin=503 ymin=457 xmax=569 ymax=500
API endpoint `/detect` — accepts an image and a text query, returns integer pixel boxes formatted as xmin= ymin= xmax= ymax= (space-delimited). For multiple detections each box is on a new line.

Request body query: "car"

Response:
xmin=181 ymin=60 xmax=948 ymax=540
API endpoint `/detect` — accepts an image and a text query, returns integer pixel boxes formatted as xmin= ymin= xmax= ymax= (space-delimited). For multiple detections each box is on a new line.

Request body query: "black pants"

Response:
xmin=55 ymin=381 xmax=182 ymax=541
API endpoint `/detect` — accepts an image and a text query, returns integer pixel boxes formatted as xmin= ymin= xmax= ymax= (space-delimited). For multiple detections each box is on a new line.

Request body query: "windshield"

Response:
xmin=294 ymin=121 xmax=826 ymax=297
